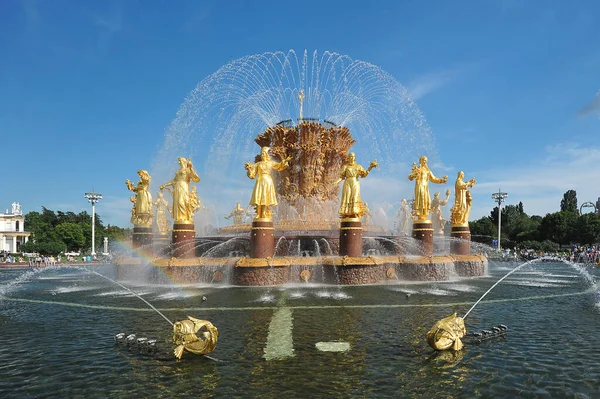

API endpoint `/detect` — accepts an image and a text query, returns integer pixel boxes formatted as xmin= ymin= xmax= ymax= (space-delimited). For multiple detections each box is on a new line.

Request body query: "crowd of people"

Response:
xmin=0 ymin=252 xmax=97 ymax=267
xmin=517 ymin=245 xmax=600 ymax=264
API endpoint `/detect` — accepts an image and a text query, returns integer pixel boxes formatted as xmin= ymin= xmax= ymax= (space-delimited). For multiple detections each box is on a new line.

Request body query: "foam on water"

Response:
xmin=154 ymin=291 xmax=199 ymax=300
xmin=255 ymin=294 xmax=276 ymax=303
xmin=50 ymin=285 xmax=102 ymax=294
xmin=422 ymin=288 xmax=455 ymax=296
xmin=288 ymin=291 xmax=307 ymax=299
xmin=442 ymin=284 xmax=478 ymax=293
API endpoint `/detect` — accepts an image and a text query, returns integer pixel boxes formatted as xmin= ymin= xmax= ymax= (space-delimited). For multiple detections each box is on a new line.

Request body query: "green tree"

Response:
xmin=470 ymin=217 xmax=496 ymax=245
xmin=574 ymin=213 xmax=600 ymax=245
xmin=56 ymin=222 xmax=86 ymax=251
xmin=538 ymin=211 xmax=578 ymax=245
xmin=560 ymin=190 xmax=578 ymax=214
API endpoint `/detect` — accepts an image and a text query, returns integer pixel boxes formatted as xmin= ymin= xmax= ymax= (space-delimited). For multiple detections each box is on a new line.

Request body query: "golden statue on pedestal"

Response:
xmin=408 ymin=156 xmax=448 ymax=221
xmin=159 ymin=157 xmax=200 ymax=223
xmin=450 ymin=171 xmax=476 ymax=226
xmin=426 ymin=313 xmax=466 ymax=351
xmin=245 ymin=147 xmax=291 ymax=221
xmin=154 ymin=190 xmax=171 ymax=235
xmin=172 ymin=316 xmax=218 ymax=359
xmin=431 ymin=190 xmax=451 ymax=235
xmin=225 ymin=203 xmax=246 ymax=225
xmin=125 ymin=170 xmax=153 ymax=227
xmin=334 ymin=152 xmax=378 ymax=220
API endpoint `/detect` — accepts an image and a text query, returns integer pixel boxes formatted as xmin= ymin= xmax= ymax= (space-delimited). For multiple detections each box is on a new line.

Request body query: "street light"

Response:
xmin=84 ymin=190 xmax=103 ymax=258
xmin=491 ymin=189 xmax=508 ymax=251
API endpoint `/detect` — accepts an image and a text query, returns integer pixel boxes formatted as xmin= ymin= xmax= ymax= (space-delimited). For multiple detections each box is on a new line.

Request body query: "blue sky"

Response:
xmin=1 ymin=0 xmax=599 ymax=229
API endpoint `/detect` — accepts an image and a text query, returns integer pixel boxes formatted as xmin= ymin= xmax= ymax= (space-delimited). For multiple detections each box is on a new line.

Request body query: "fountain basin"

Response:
xmin=115 ymin=254 xmax=487 ymax=286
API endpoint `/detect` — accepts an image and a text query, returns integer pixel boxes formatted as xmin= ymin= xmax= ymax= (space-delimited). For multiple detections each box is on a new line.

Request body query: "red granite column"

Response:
xmin=412 ymin=220 xmax=433 ymax=256
xmin=339 ymin=219 xmax=363 ymax=257
xmin=451 ymin=225 xmax=471 ymax=255
xmin=250 ymin=220 xmax=274 ymax=258
xmin=132 ymin=227 xmax=153 ymax=256
xmin=172 ymin=223 xmax=195 ymax=258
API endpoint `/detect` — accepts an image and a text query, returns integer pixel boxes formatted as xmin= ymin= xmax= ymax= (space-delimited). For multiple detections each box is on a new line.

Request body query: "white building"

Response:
xmin=0 ymin=202 xmax=31 ymax=253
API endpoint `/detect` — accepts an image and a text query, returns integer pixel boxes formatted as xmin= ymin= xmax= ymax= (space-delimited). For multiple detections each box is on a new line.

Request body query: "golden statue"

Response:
xmin=225 ymin=202 xmax=246 ymax=225
xmin=245 ymin=147 xmax=291 ymax=221
xmin=396 ymin=199 xmax=412 ymax=235
xmin=408 ymin=156 xmax=448 ymax=221
xmin=334 ymin=152 xmax=378 ymax=220
xmin=125 ymin=170 xmax=153 ymax=227
xmin=426 ymin=313 xmax=466 ymax=351
xmin=450 ymin=171 xmax=476 ymax=226
xmin=431 ymin=189 xmax=451 ymax=235
xmin=159 ymin=157 xmax=200 ymax=223
xmin=154 ymin=190 xmax=171 ymax=235
xmin=172 ymin=316 xmax=218 ymax=359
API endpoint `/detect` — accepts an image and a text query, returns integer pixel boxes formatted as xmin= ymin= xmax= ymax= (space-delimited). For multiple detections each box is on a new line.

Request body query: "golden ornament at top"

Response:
xmin=125 ymin=170 xmax=153 ymax=228
xmin=159 ymin=157 xmax=200 ymax=223
xmin=408 ymin=156 xmax=448 ymax=221
xmin=334 ymin=153 xmax=378 ymax=220
xmin=245 ymin=147 xmax=290 ymax=221
xmin=450 ymin=171 xmax=476 ymax=226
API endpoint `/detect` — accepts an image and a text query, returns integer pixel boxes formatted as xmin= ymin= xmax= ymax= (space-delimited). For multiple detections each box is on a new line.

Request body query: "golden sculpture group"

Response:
xmin=127 ymin=143 xmax=478 ymax=354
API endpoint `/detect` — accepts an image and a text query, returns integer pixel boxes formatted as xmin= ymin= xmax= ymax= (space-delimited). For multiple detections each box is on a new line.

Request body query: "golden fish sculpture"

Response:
xmin=172 ymin=316 xmax=218 ymax=359
xmin=426 ymin=313 xmax=466 ymax=351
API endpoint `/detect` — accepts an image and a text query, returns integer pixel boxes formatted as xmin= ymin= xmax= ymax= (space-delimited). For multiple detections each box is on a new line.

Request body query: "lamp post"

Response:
xmin=84 ymin=190 xmax=103 ymax=258
xmin=491 ymin=189 xmax=508 ymax=251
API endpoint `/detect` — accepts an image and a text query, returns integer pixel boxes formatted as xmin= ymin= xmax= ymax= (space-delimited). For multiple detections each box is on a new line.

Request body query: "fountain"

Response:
xmin=116 ymin=52 xmax=487 ymax=286
xmin=2 ymin=50 xmax=599 ymax=397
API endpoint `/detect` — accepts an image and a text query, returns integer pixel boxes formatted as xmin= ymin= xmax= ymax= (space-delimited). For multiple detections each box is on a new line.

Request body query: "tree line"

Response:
xmin=20 ymin=207 xmax=130 ymax=255
xmin=19 ymin=189 xmax=600 ymax=255
xmin=469 ymin=190 xmax=600 ymax=251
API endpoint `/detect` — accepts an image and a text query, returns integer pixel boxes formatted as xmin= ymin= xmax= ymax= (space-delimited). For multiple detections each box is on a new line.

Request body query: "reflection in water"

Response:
xmin=0 ymin=261 xmax=598 ymax=397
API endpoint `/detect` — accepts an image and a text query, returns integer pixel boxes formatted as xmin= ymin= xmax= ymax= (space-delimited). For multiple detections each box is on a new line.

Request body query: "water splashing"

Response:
xmin=151 ymin=50 xmax=439 ymax=215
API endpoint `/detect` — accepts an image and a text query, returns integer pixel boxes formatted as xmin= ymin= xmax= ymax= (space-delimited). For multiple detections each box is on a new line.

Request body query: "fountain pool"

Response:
xmin=1 ymin=260 xmax=599 ymax=397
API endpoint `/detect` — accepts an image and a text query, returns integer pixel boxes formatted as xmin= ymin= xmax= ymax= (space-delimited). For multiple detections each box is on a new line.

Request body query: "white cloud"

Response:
xmin=468 ymin=142 xmax=600 ymax=218
xmin=405 ymin=69 xmax=460 ymax=100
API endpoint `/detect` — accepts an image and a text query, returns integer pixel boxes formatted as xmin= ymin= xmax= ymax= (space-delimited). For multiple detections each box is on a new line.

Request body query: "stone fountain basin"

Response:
xmin=115 ymin=254 xmax=487 ymax=286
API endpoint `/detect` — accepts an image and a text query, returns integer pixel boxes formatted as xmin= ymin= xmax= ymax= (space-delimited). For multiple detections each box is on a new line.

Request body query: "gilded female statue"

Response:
xmin=125 ymin=170 xmax=153 ymax=227
xmin=154 ymin=190 xmax=170 ymax=235
xmin=408 ymin=156 xmax=447 ymax=221
xmin=245 ymin=147 xmax=290 ymax=220
xmin=159 ymin=157 xmax=200 ymax=223
xmin=450 ymin=171 xmax=476 ymax=226
xmin=431 ymin=190 xmax=451 ymax=234
xmin=396 ymin=198 xmax=412 ymax=235
xmin=334 ymin=152 xmax=378 ymax=219
xmin=225 ymin=203 xmax=246 ymax=225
